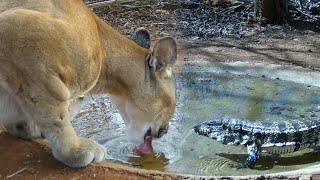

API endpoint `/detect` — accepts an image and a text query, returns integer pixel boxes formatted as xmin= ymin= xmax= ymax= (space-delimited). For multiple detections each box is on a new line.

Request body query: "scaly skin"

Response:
xmin=194 ymin=116 xmax=320 ymax=168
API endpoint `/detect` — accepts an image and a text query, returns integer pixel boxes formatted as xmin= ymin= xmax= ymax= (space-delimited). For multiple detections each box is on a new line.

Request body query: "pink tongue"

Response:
xmin=133 ymin=137 xmax=154 ymax=155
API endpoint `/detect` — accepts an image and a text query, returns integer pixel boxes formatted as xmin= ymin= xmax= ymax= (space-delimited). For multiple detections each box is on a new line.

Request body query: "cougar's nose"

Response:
xmin=144 ymin=127 xmax=152 ymax=141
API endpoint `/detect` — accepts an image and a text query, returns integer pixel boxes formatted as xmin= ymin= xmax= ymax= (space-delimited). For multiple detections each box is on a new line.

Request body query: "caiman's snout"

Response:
xmin=194 ymin=121 xmax=225 ymax=139
xmin=194 ymin=124 xmax=211 ymax=136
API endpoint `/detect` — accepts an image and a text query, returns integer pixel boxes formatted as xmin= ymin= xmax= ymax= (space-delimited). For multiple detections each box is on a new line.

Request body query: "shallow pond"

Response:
xmin=72 ymin=64 xmax=320 ymax=176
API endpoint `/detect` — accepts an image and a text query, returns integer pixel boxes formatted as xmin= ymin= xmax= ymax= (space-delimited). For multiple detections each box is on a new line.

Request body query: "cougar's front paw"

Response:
xmin=53 ymin=138 xmax=107 ymax=168
xmin=4 ymin=121 xmax=41 ymax=140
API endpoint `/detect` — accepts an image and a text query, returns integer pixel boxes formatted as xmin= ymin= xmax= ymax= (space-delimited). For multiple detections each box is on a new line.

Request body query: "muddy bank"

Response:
xmin=0 ymin=130 xmax=181 ymax=180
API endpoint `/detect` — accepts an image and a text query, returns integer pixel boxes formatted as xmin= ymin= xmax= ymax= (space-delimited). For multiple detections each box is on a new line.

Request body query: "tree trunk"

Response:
xmin=254 ymin=0 xmax=289 ymax=25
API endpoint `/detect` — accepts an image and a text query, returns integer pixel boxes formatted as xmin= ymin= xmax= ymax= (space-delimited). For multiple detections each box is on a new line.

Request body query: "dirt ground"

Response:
xmin=88 ymin=0 xmax=320 ymax=70
xmin=0 ymin=129 xmax=181 ymax=180
xmin=1 ymin=1 xmax=320 ymax=180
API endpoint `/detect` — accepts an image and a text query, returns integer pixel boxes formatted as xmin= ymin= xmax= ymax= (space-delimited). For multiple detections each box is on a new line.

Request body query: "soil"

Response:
xmin=0 ymin=129 xmax=181 ymax=180
xmin=1 ymin=0 xmax=320 ymax=179
xmin=88 ymin=0 xmax=319 ymax=70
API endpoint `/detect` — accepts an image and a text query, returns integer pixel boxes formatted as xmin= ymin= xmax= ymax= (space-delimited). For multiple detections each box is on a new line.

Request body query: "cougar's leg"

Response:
xmin=25 ymin=99 xmax=107 ymax=168
xmin=0 ymin=87 xmax=41 ymax=139
xmin=2 ymin=73 xmax=107 ymax=168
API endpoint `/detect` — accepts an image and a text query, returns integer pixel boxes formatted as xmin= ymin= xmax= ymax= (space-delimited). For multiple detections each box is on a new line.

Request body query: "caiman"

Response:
xmin=194 ymin=116 xmax=320 ymax=168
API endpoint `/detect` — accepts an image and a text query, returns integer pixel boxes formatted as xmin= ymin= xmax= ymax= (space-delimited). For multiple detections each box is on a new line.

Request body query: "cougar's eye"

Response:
xmin=158 ymin=125 xmax=168 ymax=138
xmin=158 ymin=128 xmax=165 ymax=138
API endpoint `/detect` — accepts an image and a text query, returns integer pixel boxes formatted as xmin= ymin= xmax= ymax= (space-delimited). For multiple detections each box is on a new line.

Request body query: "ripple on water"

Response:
xmin=193 ymin=156 xmax=232 ymax=175
xmin=101 ymin=136 xmax=182 ymax=171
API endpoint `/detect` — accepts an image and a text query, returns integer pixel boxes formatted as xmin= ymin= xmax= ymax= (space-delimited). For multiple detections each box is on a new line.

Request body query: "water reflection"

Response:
xmin=245 ymin=79 xmax=265 ymax=120
xmin=128 ymin=153 xmax=169 ymax=171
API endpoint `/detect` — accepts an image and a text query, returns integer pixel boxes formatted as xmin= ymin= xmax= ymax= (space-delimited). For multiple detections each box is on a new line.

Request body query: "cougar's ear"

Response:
xmin=131 ymin=28 xmax=151 ymax=49
xmin=148 ymin=37 xmax=177 ymax=73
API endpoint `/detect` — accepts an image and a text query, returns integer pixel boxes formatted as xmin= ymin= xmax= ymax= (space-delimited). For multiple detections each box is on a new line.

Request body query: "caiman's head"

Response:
xmin=194 ymin=119 xmax=227 ymax=143
xmin=194 ymin=117 xmax=247 ymax=145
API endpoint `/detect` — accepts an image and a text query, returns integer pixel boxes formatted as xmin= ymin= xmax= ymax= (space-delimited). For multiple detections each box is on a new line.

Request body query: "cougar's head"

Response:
xmin=110 ymin=28 xmax=177 ymax=154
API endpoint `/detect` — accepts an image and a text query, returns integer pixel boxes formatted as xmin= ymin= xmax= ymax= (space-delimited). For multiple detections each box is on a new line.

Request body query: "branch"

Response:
xmin=86 ymin=0 xmax=137 ymax=8
xmin=6 ymin=167 xmax=27 ymax=179
xmin=289 ymin=4 xmax=318 ymax=21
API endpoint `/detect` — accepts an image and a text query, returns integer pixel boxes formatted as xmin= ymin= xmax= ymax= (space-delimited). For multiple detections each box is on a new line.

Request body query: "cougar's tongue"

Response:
xmin=133 ymin=136 xmax=154 ymax=155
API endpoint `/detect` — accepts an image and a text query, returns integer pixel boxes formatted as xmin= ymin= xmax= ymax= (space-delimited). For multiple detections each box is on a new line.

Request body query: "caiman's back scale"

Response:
xmin=194 ymin=117 xmax=320 ymax=168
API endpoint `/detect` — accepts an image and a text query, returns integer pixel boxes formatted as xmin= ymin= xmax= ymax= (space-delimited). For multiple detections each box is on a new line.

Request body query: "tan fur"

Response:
xmin=0 ymin=0 xmax=177 ymax=168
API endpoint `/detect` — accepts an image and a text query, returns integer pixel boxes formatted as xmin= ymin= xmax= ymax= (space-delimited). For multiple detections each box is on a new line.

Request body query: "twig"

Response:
xmin=86 ymin=0 xmax=136 ymax=8
xmin=85 ymin=129 xmax=103 ymax=138
xmin=117 ymin=4 xmax=150 ymax=9
xmin=6 ymin=167 xmax=27 ymax=179
xmin=215 ymin=3 xmax=244 ymax=15
xmin=291 ymin=5 xmax=318 ymax=21
xmin=70 ymin=175 xmax=83 ymax=180
xmin=151 ymin=22 xmax=177 ymax=25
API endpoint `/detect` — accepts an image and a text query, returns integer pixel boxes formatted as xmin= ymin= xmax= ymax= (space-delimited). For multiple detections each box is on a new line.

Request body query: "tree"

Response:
xmin=254 ymin=0 xmax=289 ymax=24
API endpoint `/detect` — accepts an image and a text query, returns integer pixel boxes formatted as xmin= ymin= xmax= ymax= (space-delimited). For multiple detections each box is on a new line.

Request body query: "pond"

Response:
xmin=72 ymin=62 xmax=320 ymax=176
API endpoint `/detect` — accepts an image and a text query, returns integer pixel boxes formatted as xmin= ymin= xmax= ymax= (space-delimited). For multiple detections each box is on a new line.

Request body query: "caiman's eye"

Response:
xmin=222 ymin=124 xmax=227 ymax=130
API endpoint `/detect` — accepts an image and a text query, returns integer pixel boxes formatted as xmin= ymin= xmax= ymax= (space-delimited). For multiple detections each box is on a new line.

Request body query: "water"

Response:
xmin=72 ymin=70 xmax=320 ymax=176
